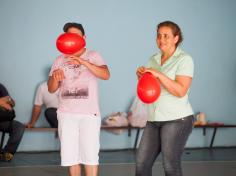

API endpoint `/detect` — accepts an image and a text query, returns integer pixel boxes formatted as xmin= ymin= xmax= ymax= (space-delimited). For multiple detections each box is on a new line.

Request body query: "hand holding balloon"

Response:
xmin=136 ymin=66 xmax=146 ymax=79
xmin=137 ymin=72 xmax=161 ymax=104
xmin=56 ymin=33 xmax=86 ymax=54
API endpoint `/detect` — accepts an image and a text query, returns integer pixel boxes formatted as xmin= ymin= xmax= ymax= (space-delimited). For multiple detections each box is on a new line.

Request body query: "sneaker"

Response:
xmin=0 ymin=152 xmax=13 ymax=162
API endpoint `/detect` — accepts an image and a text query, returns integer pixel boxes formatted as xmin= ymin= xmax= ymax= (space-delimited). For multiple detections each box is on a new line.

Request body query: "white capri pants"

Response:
xmin=57 ymin=112 xmax=101 ymax=166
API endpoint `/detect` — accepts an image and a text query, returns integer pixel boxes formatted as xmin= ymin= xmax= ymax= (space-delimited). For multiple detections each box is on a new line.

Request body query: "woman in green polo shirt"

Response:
xmin=135 ymin=21 xmax=194 ymax=176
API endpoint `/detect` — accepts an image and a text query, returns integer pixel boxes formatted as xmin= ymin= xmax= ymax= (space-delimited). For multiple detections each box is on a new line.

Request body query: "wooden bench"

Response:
xmin=1 ymin=123 xmax=236 ymax=151
xmin=194 ymin=123 xmax=236 ymax=148
xmin=0 ymin=125 xmax=141 ymax=151
xmin=133 ymin=123 xmax=236 ymax=149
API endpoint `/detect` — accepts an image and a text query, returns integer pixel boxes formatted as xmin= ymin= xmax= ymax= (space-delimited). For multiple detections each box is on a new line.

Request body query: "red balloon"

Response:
xmin=56 ymin=33 xmax=86 ymax=54
xmin=137 ymin=73 xmax=161 ymax=104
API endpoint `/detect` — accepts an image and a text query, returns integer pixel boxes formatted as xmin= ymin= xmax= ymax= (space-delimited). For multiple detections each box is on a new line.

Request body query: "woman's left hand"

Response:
xmin=144 ymin=68 xmax=160 ymax=78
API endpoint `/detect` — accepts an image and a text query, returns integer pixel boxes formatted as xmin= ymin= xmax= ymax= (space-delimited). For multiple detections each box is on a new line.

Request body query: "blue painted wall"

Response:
xmin=0 ymin=0 xmax=236 ymax=151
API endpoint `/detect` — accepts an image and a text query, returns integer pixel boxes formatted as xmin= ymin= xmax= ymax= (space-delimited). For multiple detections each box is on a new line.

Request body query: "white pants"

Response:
xmin=57 ymin=112 xmax=101 ymax=166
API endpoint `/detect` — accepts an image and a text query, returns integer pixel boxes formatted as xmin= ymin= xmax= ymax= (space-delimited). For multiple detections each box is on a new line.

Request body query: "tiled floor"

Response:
xmin=1 ymin=148 xmax=236 ymax=176
xmin=1 ymin=147 xmax=236 ymax=167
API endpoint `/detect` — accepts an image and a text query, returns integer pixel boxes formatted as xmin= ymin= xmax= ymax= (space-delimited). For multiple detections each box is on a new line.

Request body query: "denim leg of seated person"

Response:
xmin=45 ymin=108 xmax=58 ymax=128
xmin=0 ymin=120 xmax=25 ymax=162
xmin=135 ymin=115 xmax=193 ymax=176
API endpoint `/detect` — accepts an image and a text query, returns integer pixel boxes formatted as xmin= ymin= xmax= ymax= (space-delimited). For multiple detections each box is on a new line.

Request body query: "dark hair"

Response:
xmin=157 ymin=21 xmax=183 ymax=47
xmin=63 ymin=22 xmax=85 ymax=35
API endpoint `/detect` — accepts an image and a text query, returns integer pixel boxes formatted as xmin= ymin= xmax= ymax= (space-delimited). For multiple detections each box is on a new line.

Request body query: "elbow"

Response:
xmin=48 ymin=86 xmax=58 ymax=94
xmin=48 ymin=88 xmax=55 ymax=94
xmin=102 ymin=71 xmax=110 ymax=80
xmin=48 ymin=84 xmax=57 ymax=93
xmin=176 ymin=91 xmax=187 ymax=98
xmin=47 ymin=78 xmax=58 ymax=93
xmin=104 ymin=73 xmax=110 ymax=80
xmin=176 ymin=94 xmax=185 ymax=98
xmin=48 ymin=90 xmax=54 ymax=94
xmin=99 ymin=66 xmax=110 ymax=80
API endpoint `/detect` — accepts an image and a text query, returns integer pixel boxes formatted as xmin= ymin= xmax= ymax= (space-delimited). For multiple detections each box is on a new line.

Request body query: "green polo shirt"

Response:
xmin=147 ymin=47 xmax=194 ymax=121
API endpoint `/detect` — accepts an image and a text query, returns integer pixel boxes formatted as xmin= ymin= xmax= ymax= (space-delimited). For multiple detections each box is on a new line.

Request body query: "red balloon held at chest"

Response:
xmin=56 ymin=33 xmax=86 ymax=54
xmin=137 ymin=73 xmax=161 ymax=104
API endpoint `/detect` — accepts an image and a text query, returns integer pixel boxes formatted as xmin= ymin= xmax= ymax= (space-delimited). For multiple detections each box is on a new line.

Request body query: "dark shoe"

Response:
xmin=0 ymin=152 xmax=13 ymax=162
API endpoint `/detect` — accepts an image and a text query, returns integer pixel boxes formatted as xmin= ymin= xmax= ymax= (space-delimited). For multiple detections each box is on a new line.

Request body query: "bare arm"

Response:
xmin=83 ymin=62 xmax=110 ymax=80
xmin=66 ymin=55 xmax=110 ymax=80
xmin=26 ymin=105 xmax=42 ymax=128
xmin=137 ymin=66 xmax=192 ymax=98
xmin=48 ymin=69 xmax=65 ymax=93
xmin=154 ymin=72 xmax=192 ymax=97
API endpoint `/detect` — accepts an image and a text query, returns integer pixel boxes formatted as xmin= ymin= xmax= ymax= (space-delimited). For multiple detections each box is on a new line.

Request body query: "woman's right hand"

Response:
xmin=136 ymin=66 xmax=146 ymax=79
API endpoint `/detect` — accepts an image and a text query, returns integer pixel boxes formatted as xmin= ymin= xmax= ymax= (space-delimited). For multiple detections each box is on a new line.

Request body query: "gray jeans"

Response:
xmin=0 ymin=120 xmax=25 ymax=154
xmin=135 ymin=115 xmax=194 ymax=176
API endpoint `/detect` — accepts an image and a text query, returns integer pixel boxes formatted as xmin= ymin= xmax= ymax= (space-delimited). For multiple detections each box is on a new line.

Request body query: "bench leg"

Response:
xmin=0 ymin=132 xmax=6 ymax=150
xmin=134 ymin=128 xmax=140 ymax=150
xmin=128 ymin=126 xmax=131 ymax=137
xmin=210 ymin=127 xmax=218 ymax=149
xmin=203 ymin=127 xmax=206 ymax=135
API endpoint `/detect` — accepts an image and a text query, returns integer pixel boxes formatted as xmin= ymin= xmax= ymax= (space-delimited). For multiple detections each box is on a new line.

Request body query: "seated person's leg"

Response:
xmin=0 ymin=120 xmax=25 ymax=162
xmin=45 ymin=108 xmax=58 ymax=128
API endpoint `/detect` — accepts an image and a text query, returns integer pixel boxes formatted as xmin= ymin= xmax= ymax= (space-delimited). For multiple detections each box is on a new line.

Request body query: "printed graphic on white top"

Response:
xmin=61 ymin=61 xmax=89 ymax=99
